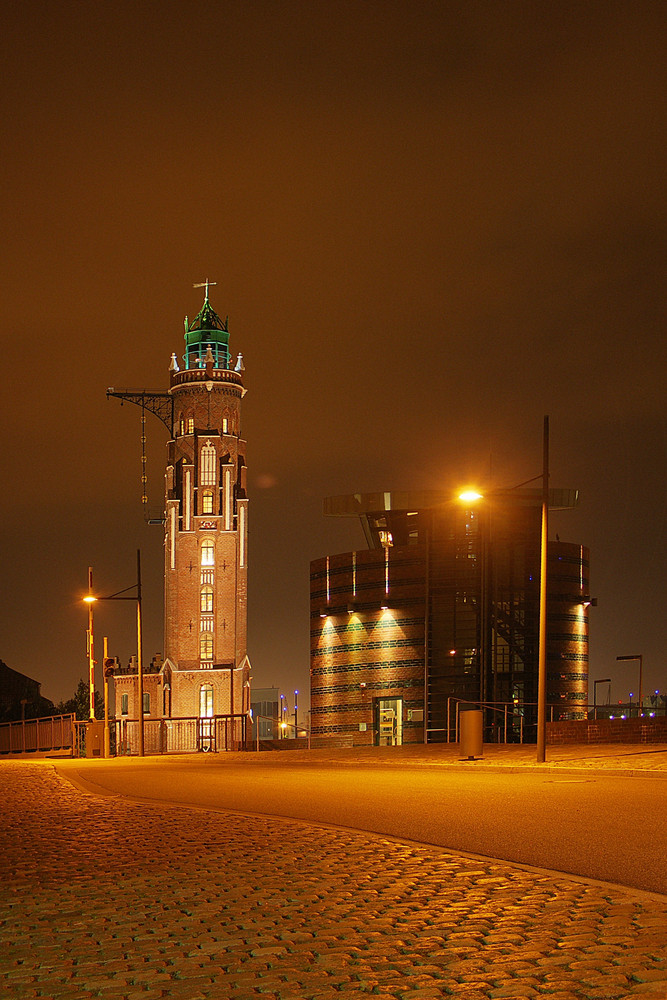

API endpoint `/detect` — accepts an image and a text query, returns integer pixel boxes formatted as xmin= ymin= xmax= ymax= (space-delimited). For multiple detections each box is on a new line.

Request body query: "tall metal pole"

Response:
xmin=537 ymin=416 xmax=549 ymax=762
xmin=88 ymin=567 xmax=95 ymax=721
xmin=103 ymin=636 xmax=110 ymax=758
xmin=137 ymin=549 xmax=144 ymax=757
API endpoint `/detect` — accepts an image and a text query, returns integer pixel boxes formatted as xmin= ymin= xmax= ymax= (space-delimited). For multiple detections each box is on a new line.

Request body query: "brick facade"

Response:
xmin=547 ymin=716 xmax=667 ymax=744
xmin=310 ymin=547 xmax=427 ymax=746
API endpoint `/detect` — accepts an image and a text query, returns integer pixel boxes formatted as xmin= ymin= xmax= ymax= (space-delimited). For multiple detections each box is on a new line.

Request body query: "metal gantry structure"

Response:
xmin=106 ymin=388 xmax=173 ymax=523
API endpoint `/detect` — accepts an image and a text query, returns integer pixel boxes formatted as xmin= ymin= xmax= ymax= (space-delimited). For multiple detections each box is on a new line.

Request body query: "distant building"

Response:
xmin=0 ymin=660 xmax=53 ymax=722
xmin=250 ymin=686 xmax=280 ymax=740
xmin=109 ymin=287 xmax=251 ymax=739
xmin=310 ymin=490 xmax=591 ymax=745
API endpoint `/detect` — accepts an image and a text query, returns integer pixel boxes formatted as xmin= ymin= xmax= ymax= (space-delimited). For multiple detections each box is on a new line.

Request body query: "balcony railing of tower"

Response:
xmin=170 ymin=367 xmax=243 ymax=388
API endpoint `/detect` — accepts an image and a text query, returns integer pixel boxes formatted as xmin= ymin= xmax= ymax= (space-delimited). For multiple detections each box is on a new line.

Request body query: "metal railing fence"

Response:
xmin=252 ymin=715 xmax=312 ymax=751
xmin=0 ymin=714 xmax=76 ymax=755
xmin=113 ymin=713 xmax=249 ymax=756
xmin=439 ymin=699 xmax=666 ymax=744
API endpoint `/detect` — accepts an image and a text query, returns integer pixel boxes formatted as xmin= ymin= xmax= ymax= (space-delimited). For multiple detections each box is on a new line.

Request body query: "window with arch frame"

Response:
xmin=199 ymin=683 xmax=214 ymax=717
xmin=201 ymin=539 xmax=215 ymax=566
xmin=201 ymin=490 xmax=214 ymax=514
xmin=200 ymin=442 xmax=216 ymax=486
xmin=199 ymin=633 xmax=213 ymax=662
xmin=200 ymin=586 xmax=214 ymax=613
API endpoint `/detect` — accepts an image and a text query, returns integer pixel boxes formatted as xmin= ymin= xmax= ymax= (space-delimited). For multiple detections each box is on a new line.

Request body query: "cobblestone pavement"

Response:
xmin=1 ymin=761 xmax=666 ymax=1000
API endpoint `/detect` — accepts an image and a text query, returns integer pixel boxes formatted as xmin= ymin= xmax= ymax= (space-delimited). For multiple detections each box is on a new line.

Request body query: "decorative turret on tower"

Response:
xmin=162 ymin=285 xmax=251 ymax=722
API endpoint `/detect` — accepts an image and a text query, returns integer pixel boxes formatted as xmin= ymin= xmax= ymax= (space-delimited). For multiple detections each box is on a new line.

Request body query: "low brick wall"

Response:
xmin=547 ymin=716 xmax=667 ymax=745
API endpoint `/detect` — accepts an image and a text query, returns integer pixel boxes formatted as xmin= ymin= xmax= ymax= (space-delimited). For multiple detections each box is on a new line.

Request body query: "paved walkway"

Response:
xmin=1 ymin=758 xmax=666 ymax=1000
xmin=242 ymin=742 xmax=667 ymax=778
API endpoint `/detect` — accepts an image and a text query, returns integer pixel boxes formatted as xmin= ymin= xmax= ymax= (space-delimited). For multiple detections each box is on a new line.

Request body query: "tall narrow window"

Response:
xmin=200 ymin=441 xmax=216 ymax=486
xmin=186 ymin=415 xmax=194 ymax=434
xmin=143 ymin=692 xmax=150 ymax=715
xmin=201 ymin=490 xmax=214 ymax=514
xmin=200 ymin=586 xmax=214 ymax=613
xmin=222 ymin=417 xmax=229 ymax=433
xmin=121 ymin=693 xmax=128 ymax=716
xmin=200 ymin=633 xmax=213 ymax=661
xmin=239 ymin=503 xmax=246 ymax=568
xmin=201 ymin=539 xmax=215 ymax=566
xmin=200 ymin=684 xmax=214 ymax=717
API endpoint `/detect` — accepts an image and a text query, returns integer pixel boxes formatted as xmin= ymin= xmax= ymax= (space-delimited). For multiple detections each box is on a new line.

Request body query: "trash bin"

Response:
xmin=460 ymin=708 xmax=483 ymax=760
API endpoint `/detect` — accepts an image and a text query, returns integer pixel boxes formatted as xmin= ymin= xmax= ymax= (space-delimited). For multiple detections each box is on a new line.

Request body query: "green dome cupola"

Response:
xmin=183 ymin=280 xmax=230 ymax=370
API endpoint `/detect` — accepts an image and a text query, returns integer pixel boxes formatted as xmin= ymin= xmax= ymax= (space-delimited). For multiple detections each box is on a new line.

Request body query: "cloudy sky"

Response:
xmin=1 ymin=0 xmax=665 ymax=708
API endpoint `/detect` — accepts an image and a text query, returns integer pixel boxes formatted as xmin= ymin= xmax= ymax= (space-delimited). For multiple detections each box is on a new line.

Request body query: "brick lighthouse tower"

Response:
xmin=162 ymin=282 xmax=251 ymax=724
xmin=109 ymin=283 xmax=251 ymax=746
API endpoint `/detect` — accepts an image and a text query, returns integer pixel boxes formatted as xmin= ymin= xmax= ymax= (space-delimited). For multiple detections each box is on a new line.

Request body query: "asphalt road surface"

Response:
xmin=59 ymin=755 xmax=667 ymax=896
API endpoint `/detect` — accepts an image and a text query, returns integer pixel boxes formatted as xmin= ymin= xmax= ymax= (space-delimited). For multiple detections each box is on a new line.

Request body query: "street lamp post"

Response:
xmin=86 ymin=567 xmax=95 ymax=720
xmin=536 ymin=415 xmax=549 ymax=763
xmin=617 ymin=655 xmax=643 ymax=716
xmin=83 ymin=549 xmax=144 ymax=757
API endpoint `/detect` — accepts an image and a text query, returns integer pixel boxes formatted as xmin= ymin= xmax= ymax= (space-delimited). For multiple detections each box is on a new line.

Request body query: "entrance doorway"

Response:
xmin=198 ymin=683 xmax=215 ymax=752
xmin=375 ymin=697 xmax=403 ymax=746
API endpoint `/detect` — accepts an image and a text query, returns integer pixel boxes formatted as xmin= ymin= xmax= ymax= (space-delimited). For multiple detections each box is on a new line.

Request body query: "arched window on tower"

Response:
xmin=178 ymin=412 xmax=185 ymax=436
xmin=199 ymin=633 xmax=213 ymax=662
xmin=201 ymin=490 xmax=214 ymax=515
xmin=200 ymin=586 xmax=214 ymax=613
xmin=201 ymin=539 xmax=215 ymax=566
xmin=186 ymin=412 xmax=194 ymax=434
xmin=200 ymin=441 xmax=216 ymax=486
xmin=199 ymin=683 xmax=214 ymax=717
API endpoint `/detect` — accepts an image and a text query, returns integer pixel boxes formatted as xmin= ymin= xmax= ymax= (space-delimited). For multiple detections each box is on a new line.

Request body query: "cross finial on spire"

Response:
xmin=194 ymin=279 xmax=217 ymax=303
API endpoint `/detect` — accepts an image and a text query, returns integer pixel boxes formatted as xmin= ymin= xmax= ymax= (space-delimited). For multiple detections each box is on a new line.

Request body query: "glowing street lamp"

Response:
xmin=458 ymin=490 xmax=483 ymax=503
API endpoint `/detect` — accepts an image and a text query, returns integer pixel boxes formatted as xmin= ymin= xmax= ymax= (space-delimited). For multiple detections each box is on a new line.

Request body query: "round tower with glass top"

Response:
xmin=162 ymin=282 xmax=250 ymax=726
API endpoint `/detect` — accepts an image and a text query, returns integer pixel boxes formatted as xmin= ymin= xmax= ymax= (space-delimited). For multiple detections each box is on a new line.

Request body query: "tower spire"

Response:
xmin=194 ymin=279 xmax=216 ymax=303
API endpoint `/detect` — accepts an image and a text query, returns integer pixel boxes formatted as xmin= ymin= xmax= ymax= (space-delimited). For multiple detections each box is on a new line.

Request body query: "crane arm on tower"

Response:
xmin=106 ymin=389 xmax=174 ymax=432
